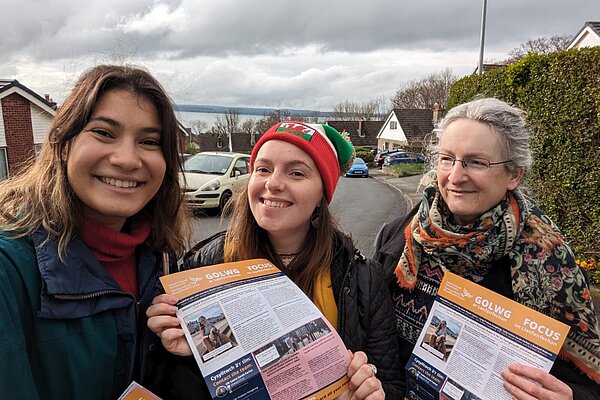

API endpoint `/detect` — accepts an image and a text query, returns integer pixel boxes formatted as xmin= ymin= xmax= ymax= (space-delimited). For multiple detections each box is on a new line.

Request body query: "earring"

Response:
xmin=311 ymin=208 xmax=320 ymax=228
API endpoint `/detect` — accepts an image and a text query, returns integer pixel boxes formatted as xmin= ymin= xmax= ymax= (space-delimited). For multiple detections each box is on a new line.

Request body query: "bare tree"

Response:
xmin=240 ymin=118 xmax=256 ymax=135
xmin=189 ymin=120 xmax=208 ymax=135
xmin=331 ymin=97 xmax=388 ymax=120
xmin=255 ymin=110 xmax=298 ymax=134
xmin=331 ymin=101 xmax=355 ymax=120
xmin=504 ymin=35 xmax=571 ymax=64
xmin=212 ymin=109 xmax=240 ymax=151
xmin=391 ymin=68 xmax=457 ymax=110
xmin=307 ymin=110 xmax=322 ymax=124
xmin=184 ymin=120 xmax=208 ymax=148
xmin=363 ymin=97 xmax=389 ymax=120
xmin=225 ymin=109 xmax=241 ymax=133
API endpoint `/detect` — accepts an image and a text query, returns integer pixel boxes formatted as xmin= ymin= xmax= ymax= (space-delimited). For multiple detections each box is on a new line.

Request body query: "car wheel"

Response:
xmin=219 ymin=190 xmax=233 ymax=212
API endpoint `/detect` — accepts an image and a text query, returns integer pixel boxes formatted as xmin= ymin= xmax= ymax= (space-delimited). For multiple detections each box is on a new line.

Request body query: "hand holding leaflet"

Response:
xmin=158 ymin=258 xmax=355 ymax=400
xmin=338 ymin=351 xmax=385 ymax=400
xmin=406 ymin=272 xmax=570 ymax=400
xmin=501 ymin=364 xmax=573 ymax=400
xmin=147 ymin=293 xmax=192 ymax=356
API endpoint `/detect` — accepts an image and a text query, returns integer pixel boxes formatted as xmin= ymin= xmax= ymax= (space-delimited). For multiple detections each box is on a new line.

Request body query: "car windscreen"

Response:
xmin=183 ymin=154 xmax=232 ymax=175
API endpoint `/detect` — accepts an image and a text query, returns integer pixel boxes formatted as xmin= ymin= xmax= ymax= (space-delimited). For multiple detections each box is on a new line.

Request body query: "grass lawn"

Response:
xmin=385 ymin=163 xmax=428 ymax=177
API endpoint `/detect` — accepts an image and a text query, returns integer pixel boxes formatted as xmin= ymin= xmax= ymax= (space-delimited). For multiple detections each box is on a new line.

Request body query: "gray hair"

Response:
xmin=439 ymin=98 xmax=533 ymax=172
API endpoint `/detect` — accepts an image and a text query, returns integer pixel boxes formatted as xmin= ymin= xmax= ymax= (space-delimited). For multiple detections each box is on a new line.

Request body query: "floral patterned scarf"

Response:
xmin=396 ymin=183 xmax=600 ymax=383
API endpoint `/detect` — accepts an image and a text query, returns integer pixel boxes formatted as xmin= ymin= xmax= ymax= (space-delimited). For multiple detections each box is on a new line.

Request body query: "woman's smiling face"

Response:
xmin=66 ymin=89 xmax=166 ymax=231
xmin=437 ymin=118 xmax=522 ymax=225
xmin=248 ymin=140 xmax=324 ymax=245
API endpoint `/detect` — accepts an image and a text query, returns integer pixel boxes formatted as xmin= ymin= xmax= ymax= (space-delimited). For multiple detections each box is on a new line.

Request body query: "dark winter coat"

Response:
xmin=0 ymin=227 xmax=165 ymax=399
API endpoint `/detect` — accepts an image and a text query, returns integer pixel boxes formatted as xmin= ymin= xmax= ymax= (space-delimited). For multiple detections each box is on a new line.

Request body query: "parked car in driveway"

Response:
xmin=374 ymin=149 xmax=402 ymax=167
xmin=345 ymin=157 xmax=369 ymax=177
xmin=181 ymin=152 xmax=250 ymax=211
xmin=383 ymin=152 xmax=426 ymax=166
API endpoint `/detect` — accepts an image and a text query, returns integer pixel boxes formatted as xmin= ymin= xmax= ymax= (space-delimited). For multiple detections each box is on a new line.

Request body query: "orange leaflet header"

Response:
xmin=118 ymin=382 xmax=161 ymax=400
xmin=160 ymin=258 xmax=280 ymax=298
xmin=439 ymin=272 xmax=570 ymax=353
xmin=301 ymin=376 xmax=349 ymax=400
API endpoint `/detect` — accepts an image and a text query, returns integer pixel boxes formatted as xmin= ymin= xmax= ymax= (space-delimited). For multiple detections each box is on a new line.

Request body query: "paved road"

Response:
xmin=190 ymin=209 xmax=230 ymax=245
xmin=330 ymin=175 xmax=406 ymax=257
xmin=190 ymin=174 xmax=406 ymax=258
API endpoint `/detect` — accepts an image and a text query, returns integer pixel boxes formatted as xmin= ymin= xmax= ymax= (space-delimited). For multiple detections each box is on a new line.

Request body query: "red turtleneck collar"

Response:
xmin=79 ymin=215 xmax=152 ymax=298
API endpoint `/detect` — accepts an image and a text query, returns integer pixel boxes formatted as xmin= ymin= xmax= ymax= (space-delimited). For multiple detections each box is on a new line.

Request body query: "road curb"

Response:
xmin=371 ymin=175 xmax=414 ymax=210
xmin=369 ymin=169 xmax=419 ymax=211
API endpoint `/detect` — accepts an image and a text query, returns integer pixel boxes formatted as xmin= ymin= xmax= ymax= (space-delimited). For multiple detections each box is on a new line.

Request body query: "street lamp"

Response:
xmin=478 ymin=0 xmax=488 ymax=75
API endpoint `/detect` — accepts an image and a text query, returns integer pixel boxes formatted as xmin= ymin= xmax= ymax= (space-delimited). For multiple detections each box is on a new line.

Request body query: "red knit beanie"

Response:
xmin=250 ymin=121 xmax=354 ymax=203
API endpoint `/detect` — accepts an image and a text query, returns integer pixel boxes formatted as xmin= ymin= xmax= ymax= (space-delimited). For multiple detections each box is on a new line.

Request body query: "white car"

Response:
xmin=181 ymin=152 xmax=251 ymax=211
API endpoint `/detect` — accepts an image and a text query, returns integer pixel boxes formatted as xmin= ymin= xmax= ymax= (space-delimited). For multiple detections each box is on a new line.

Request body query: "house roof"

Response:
xmin=587 ymin=21 xmax=600 ymax=34
xmin=0 ymin=79 xmax=57 ymax=115
xmin=575 ymin=21 xmax=600 ymax=37
xmin=325 ymin=120 xmax=384 ymax=147
xmin=472 ymin=63 xmax=507 ymax=75
xmin=196 ymin=133 xmax=258 ymax=154
xmin=568 ymin=21 xmax=600 ymax=49
xmin=392 ymin=109 xmax=434 ymax=143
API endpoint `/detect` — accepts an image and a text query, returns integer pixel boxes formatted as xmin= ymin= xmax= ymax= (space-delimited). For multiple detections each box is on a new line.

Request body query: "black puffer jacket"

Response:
xmin=167 ymin=231 xmax=402 ymax=399
xmin=375 ymin=204 xmax=600 ymax=400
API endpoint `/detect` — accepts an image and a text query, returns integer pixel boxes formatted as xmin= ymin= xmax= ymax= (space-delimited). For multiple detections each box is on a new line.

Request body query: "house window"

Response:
xmin=0 ymin=148 xmax=8 ymax=181
xmin=390 ymin=121 xmax=397 ymax=130
xmin=34 ymin=143 xmax=43 ymax=157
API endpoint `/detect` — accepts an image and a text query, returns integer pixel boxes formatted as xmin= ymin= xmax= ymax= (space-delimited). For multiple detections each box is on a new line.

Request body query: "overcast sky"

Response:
xmin=1 ymin=0 xmax=598 ymax=110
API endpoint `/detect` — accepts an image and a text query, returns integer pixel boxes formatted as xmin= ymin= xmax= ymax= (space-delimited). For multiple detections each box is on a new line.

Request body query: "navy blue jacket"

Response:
xmin=0 ymin=227 xmax=165 ymax=399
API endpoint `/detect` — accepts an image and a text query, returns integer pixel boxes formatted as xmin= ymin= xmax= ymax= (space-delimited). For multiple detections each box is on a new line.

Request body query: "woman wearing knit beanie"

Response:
xmin=148 ymin=121 xmax=402 ymax=399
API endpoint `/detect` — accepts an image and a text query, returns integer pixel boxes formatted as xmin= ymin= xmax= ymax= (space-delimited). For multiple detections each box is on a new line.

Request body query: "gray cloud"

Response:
xmin=1 ymin=0 xmax=597 ymax=109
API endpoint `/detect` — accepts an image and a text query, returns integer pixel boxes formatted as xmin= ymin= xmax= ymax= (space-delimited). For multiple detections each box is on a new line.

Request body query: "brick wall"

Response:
xmin=1 ymin=93 xmax=34 ymax=175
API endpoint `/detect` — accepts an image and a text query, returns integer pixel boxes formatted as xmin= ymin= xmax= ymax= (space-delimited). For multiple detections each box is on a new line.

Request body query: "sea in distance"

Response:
xmin=175 ymin=111 xmax=254 ymax=129
xmin=175 ymin=104 xmax=333 ymax=130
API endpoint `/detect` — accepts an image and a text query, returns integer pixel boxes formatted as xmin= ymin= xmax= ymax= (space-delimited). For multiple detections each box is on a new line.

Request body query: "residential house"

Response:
xmin=325 ymin=120 xmax=384 ymax=149
xmin=0 ymin=79 xmax=56 ymax=180
xmin=568 ymin=21 xmax=600 ymax=50
xmin=376 ymin=105 xmax=441 ymax=152
xmin=195 ymin=133 xmax=258 ymax=154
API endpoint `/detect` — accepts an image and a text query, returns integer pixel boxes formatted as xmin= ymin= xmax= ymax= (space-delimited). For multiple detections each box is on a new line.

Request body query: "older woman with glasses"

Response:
xmin=375 ymin=98 xmax=600 ymax=399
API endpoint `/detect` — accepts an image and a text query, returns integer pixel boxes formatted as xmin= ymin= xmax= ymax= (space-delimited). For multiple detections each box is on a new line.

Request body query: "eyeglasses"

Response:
xmin=436 ymin=153 xmax=513 ymax=171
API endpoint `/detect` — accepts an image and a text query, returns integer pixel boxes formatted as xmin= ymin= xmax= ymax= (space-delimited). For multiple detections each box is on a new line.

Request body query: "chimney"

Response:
xmin=433 ymin=103 xmax=441 ymax=124
xmin=358 ymin=118 xmax=365 ymax=137
xmin=44 ymin=94 xmax=58 ymax=109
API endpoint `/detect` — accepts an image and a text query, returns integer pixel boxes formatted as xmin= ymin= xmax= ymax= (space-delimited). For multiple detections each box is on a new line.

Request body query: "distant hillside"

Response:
xmin=175 ymin=104 xmax=333 ymax=118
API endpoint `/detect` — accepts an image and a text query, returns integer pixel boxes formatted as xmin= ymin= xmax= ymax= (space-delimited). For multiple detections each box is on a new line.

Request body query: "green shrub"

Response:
xmin=354 ymin=147 xmax=375 ymax=164
xmin=448 ymin=47 xmax=600 ymax=258
xmin=184 ymin=142 xmax=199 ymax=155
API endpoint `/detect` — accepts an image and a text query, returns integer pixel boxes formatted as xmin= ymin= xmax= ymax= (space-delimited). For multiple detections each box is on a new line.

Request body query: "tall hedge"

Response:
xmin=448 ymin=47 xmax=600 ymax=258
